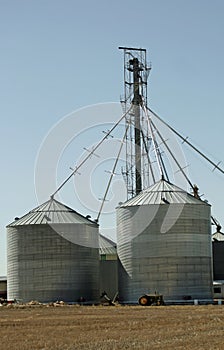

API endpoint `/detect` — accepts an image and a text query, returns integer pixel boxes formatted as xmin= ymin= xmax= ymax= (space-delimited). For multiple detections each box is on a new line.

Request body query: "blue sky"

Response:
xmin=1 ymin=0 xmax=224 ymax=276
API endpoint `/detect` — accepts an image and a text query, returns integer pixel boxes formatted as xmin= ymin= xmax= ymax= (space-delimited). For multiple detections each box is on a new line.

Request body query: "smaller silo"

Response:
xmin=99 ymin=234 xmax=118 ymax=299
xmin=7 ymin=198 xmax=100 ymax=303
xmin=212 ymin=229 xmax=224 ymax=280
xmin=0 ymin=276 xmax=7 ymax=299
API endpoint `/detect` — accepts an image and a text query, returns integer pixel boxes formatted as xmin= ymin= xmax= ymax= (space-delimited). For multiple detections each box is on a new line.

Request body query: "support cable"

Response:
xmin=142 ymin=105 xmax=164 ymax=179
xmin=150 ymin=118 xmax=194 ymax=189
xmin=140 ymin=129 xmax=156 ymax=184
xmin=154 ymin=139 xmax=170 ymax=182
xmin=147 ymin=107 xmax=224 ymax=176
xmin=142 ymin=103 xmax=194 ymax=188
xmin=51 ymin=105 xmax=132 ymax=198
xmin=96 ymin=122 xmax=130 ymax=222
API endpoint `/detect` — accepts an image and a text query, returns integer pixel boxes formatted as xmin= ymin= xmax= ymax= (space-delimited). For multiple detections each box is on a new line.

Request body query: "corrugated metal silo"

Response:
xmin=117 ymin=179 xmax=213 ymax=303
xmin=7 ymin=198 xmax=99 ymax=303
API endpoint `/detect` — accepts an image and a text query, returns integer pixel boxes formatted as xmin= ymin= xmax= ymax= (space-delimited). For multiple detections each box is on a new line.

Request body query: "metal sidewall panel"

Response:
xmin=99 ymin=260 xmax=118 ymax=299
xmin=212 ymin=241 xmax=224 ymax=280
xmin=117 ymin=203 xmax=213 ymax=303
xmin=7 ymin=224 xmax=99 ymax=303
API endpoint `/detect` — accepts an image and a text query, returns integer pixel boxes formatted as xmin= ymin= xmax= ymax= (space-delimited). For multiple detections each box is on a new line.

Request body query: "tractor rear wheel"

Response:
xmin=138 ymin=296 xmax=149 ymax=306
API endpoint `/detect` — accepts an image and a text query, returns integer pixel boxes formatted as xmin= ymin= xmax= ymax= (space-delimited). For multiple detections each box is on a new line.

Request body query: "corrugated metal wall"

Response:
xmin=213 ymin=241 xmax=224 ymax=280
xmin=117 ymin=203 xmax=213 ymax=303
xmin=99 ymin=234 xmax=118 ymax=299
xmin=0 ymin=280 xmax=7 ymax=299
xmin=7 ymin=223 xmax=99 ymax=303
xmin=100 ymin=260 xmax=118 ymax=299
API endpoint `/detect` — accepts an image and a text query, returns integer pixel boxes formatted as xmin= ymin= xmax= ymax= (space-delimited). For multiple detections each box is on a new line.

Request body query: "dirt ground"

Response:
xmin=0 ymin=304 xmax=224 ymax=350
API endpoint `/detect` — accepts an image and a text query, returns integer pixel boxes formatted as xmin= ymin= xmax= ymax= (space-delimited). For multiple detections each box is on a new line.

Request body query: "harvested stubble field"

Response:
xmin=0 ymin=304 xmax=224 ymax=350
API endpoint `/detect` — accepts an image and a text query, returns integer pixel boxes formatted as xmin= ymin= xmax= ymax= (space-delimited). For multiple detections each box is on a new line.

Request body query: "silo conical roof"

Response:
xmin=8 ymin=198 xmax=97 ymax=226
xmin=212 ymin=231 xmax=224 ymax=241
xmin=99 ymin=234 xmax=117 ymax=255
xmin=120 ymin=178 xmax=209 ymax=207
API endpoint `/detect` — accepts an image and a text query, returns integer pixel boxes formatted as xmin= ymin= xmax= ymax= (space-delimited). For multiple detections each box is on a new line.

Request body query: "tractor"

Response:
xmin=138 ymin=294 xmax=164 ymax=306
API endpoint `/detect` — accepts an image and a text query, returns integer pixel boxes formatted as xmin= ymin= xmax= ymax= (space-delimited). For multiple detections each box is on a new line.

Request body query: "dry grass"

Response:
xmin=0 ymin=304 xmax=224 ymax=349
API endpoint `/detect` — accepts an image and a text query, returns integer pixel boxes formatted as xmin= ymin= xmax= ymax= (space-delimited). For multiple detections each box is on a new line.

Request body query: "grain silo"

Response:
xmin=0 ymin=276 xmax=7 ymax=300
xmin=7 ymin=198 xmax=99 ymax=303
xmin=212 ymin=227 xmax=224 ymax=281
xmin=99 ymin=234 xmax=118 ymax=299
xmin=117 ymin=178 xmax=213 ymax=303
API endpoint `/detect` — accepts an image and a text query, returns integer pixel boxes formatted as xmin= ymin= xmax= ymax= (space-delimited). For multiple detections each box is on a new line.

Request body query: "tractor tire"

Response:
xmin=138 ymin=296 xmax=149 ymax=306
